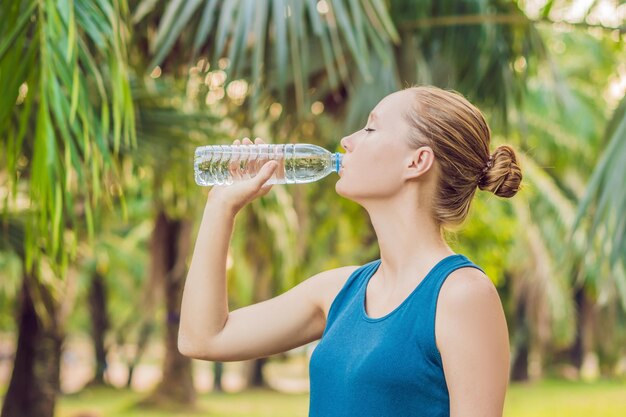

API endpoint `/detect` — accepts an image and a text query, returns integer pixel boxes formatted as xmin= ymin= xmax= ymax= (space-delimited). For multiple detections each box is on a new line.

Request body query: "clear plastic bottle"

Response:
xmin=194 ymin=143 xmax=343 ymax=186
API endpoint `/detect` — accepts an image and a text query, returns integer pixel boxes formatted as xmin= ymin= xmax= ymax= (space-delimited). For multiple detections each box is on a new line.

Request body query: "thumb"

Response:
xmin=255 ymin=160 xmax=278 ymax=186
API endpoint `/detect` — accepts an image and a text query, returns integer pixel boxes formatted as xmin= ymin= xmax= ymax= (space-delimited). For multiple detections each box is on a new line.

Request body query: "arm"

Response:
xmin=177 ymin=197 xmax=236 ymax=358
xmin=178 ymin=196 xmax=357 ymax=361
xmin=436 ymin=268 xmax=510 ymax=417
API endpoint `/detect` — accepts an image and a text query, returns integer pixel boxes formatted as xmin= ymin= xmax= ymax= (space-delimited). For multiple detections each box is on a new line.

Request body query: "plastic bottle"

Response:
xmin=194 ymin=143 xmax=343 ymax=186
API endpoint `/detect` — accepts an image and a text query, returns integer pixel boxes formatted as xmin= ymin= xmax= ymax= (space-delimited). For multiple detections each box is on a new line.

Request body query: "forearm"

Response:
xmin=178 ymin=197 xmax=236 ymax=355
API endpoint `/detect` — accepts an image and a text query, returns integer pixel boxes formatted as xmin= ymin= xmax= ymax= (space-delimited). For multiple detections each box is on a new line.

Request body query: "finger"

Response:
xmin=242 ymin=137 xmax=252 ymax=145
xmin=233 ymin=139 xmax=241 ymax=146
xmin=254 ymin=137 xmax=265 ymax=144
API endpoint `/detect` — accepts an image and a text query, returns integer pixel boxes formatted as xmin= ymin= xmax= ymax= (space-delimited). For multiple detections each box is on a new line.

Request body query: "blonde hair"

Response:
xmin=404 ymin=86 xmax=522 ymax=228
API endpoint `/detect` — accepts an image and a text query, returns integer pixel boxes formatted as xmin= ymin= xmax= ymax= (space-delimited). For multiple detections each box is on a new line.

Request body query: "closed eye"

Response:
xmin=364 ymin=128 xmax=375 ymax=132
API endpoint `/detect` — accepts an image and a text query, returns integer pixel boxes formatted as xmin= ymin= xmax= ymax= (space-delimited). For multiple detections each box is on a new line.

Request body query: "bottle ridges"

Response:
xmin=193 ymin=143 xmax=339 ymax=186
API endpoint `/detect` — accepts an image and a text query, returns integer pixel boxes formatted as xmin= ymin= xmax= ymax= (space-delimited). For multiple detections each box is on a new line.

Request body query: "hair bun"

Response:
xmin=478 ymin=145 xmax=522 ymax=198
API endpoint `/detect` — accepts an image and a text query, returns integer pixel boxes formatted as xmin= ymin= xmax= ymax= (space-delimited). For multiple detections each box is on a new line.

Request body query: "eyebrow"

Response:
xmin=368 ymin=112 xmax=377 ymax=122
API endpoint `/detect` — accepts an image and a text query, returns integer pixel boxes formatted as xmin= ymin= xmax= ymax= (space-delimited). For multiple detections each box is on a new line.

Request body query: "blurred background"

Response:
xmin=0 ymin=0 xmax=625 ymax=416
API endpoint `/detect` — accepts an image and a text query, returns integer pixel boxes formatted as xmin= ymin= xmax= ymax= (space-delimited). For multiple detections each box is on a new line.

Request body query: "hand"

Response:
xmin=207 ymin=137 xmax=278 ymax=215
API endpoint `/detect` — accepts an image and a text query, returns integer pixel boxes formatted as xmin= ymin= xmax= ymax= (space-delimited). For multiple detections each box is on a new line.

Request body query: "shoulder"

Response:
xmin=436 ymin=266 xmax=504 ymax=325
xmin=440 ymin=266 xmax=498 ymax=305
xmin=436 ymin=266 xmax=506 ymax=349
xmin=434 ymin=267 xmax=510 ymax=413
xmin=435 ymin=265 xmax=509 ymax=357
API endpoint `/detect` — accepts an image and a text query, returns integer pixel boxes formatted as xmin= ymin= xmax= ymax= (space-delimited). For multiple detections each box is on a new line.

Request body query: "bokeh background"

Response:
xmin=0 ymin=0 xmax=625 ymax=416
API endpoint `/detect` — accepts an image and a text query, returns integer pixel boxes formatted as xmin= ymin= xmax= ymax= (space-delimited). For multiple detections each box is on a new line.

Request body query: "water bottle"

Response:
xmin=194 ymin=143 xmax=343 ymax=186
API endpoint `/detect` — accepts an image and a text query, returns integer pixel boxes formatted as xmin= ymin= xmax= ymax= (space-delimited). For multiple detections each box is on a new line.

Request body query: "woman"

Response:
xmin=178 ymin=86 xmax=521 ymax=417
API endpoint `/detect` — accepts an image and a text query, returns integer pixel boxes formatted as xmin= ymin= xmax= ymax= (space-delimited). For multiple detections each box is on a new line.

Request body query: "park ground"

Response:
xmin=53 ymin=377 xmax=626 ymax=417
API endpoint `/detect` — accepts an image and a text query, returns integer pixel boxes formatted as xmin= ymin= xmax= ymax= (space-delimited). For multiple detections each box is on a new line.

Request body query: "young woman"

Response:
xmin=178 ymin=86 xmax=521 ymax=417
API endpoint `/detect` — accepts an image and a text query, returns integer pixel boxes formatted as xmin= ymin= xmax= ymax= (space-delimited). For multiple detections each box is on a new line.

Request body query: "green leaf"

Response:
xmin=0 ymin=1 xmax=36 ymax=62
xmin=192 ymin=0 xmax=220 ymax=59
xmin=272 ymin=0 xmax=288 ymax=100
xmin=213 ymin=0 xmax=237 ymax=62
xmin=150 ymin=0 xmax=204 ymax=68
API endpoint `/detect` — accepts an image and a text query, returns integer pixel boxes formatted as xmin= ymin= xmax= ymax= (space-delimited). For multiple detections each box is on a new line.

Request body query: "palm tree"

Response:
xmin=570 ymin=95 xmax=626 ymax=377
xmin=0 ymin=1 xmax=135 ymax=416
xmin=574 ymin=95 xmax=626 ymax=286
xmin=464 ymin=12 xmax=626 ymax=378
xmin=76 ymin=185 xmax=154 ymax=387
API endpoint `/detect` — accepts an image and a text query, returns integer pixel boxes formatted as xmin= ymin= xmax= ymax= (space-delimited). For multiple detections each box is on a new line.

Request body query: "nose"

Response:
xmin=340 ymin=136 xmax=351 ymax=152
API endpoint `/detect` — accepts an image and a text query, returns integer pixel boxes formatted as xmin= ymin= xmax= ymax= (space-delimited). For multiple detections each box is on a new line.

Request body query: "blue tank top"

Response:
xmin=308 ymin=254 xmax=484 ymax=417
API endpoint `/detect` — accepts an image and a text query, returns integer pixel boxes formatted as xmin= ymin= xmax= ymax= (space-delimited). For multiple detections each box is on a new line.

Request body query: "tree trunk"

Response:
xmin=87 ymin=269 xmax=109 ymax=386
xmin=243 ymin=357 xmax=270 ymax=389
xmin=510 ymin=295 xmax=529 ymax=382
xmin=569 ymin=287 xmax=597 ymax=378
xmin=569 ymin=287 xmax=587 ymax=370
xmin=1 ymin=272 xmax=62 ymax=417
xmin=213 ymin=362 xmax=224 ymax=392
xmin=144 ymin=211 xmax=195 ymax=406
xmin=126 ymin=321 xmax=154 ymax=388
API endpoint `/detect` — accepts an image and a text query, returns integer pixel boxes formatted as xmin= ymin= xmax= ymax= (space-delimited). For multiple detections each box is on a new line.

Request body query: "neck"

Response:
xmin=362 ymin=188 xmax=455 ymax=285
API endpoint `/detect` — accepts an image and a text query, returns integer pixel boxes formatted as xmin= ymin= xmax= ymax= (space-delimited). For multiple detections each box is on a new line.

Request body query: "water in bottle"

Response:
xmin=194 ymin=143 xmax=343 ymax=186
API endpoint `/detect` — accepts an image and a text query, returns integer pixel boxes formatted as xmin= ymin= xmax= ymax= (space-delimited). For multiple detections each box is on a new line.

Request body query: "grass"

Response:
xmin=504 ymin=378 xmax=626 ymax=417
xmin=58 ymin=388 xmax=309 ymax=417
xmin=49 ymin=378 xmax=626 ymax=417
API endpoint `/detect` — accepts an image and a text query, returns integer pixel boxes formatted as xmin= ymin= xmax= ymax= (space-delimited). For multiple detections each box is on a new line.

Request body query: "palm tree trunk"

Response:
xmin=213 ymin=362 xmax=224 ymax=392
xmin=1 ymin=271 xmax=62 ymax=417
xmin=87 ymin=269 xmax=109 ymax=386
xmin=243 ymin=357 xmax=270 ymax=389
xmin=145 ymin=211 xmax=196 ymax=406
xmin=510 ymin=296 xmax=529 ymax=381
xmin=569 ymin=287 xmax=586 ymax=370
xmin=569 ymin=287 xmax=597 ymax=376
xmin=126 ymin=321 xmax=153 ymax=388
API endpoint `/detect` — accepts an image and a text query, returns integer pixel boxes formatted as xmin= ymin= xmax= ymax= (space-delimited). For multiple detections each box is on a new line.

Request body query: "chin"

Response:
xmin=335 ymin=179 xmax=345 ymax=195
xmin=335 ymin=179 xmax=361 ymax=203
xmin=335 ymin=179 xmax=351 ymax=199
xmin=335 ymin=179 xmax=400 ymax=205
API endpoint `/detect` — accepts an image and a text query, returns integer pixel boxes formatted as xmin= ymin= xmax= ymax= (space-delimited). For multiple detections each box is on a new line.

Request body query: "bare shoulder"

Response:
xmin=306 ymin=265 xmax=361 ymax=319
xmin=435 ymin=266 xmax=508 ymax=352
xmin=439 ymin=267 xmax=498 ymax=304
xmin=435 ymin=267 xmax=510 ymax=414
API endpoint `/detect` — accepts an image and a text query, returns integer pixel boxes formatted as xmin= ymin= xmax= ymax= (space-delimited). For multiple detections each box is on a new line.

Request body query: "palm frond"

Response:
xmin=134 ymin=0 xmax=398 ymax=118
xmin=389 ymin=0 xmax=549 ymax=126
xmin=0 ymin=0 xmax=136 ymax=276
xmin=573 ymin=95 xmax=626 ymax=270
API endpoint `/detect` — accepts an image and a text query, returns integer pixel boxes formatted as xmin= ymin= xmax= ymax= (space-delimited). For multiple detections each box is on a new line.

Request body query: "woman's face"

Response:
xmin=336 ymin=90 xmax=427 ymax=202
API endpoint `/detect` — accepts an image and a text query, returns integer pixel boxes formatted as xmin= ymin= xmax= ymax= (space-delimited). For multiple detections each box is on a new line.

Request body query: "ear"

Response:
xmin=404 ymin=146 xmax=435 ymax=181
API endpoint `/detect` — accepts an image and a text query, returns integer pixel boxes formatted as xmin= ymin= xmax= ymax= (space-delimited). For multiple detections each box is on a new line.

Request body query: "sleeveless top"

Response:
xmin=308 ymin=254 xmax=485 ymax=417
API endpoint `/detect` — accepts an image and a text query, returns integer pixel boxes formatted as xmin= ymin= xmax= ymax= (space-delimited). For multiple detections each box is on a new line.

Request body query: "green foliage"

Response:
xmin=448 ymin=191 xmax=519 ymax=287
xmin=388 ymin=0 xmax=545 ymax=125
xmin=574 ymin=96 xmax=626 ymax=276
xmin=0 ymin=0 xmax=136 ymax=277
xmin=136 ymin=0 xmax=399 ymax=120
